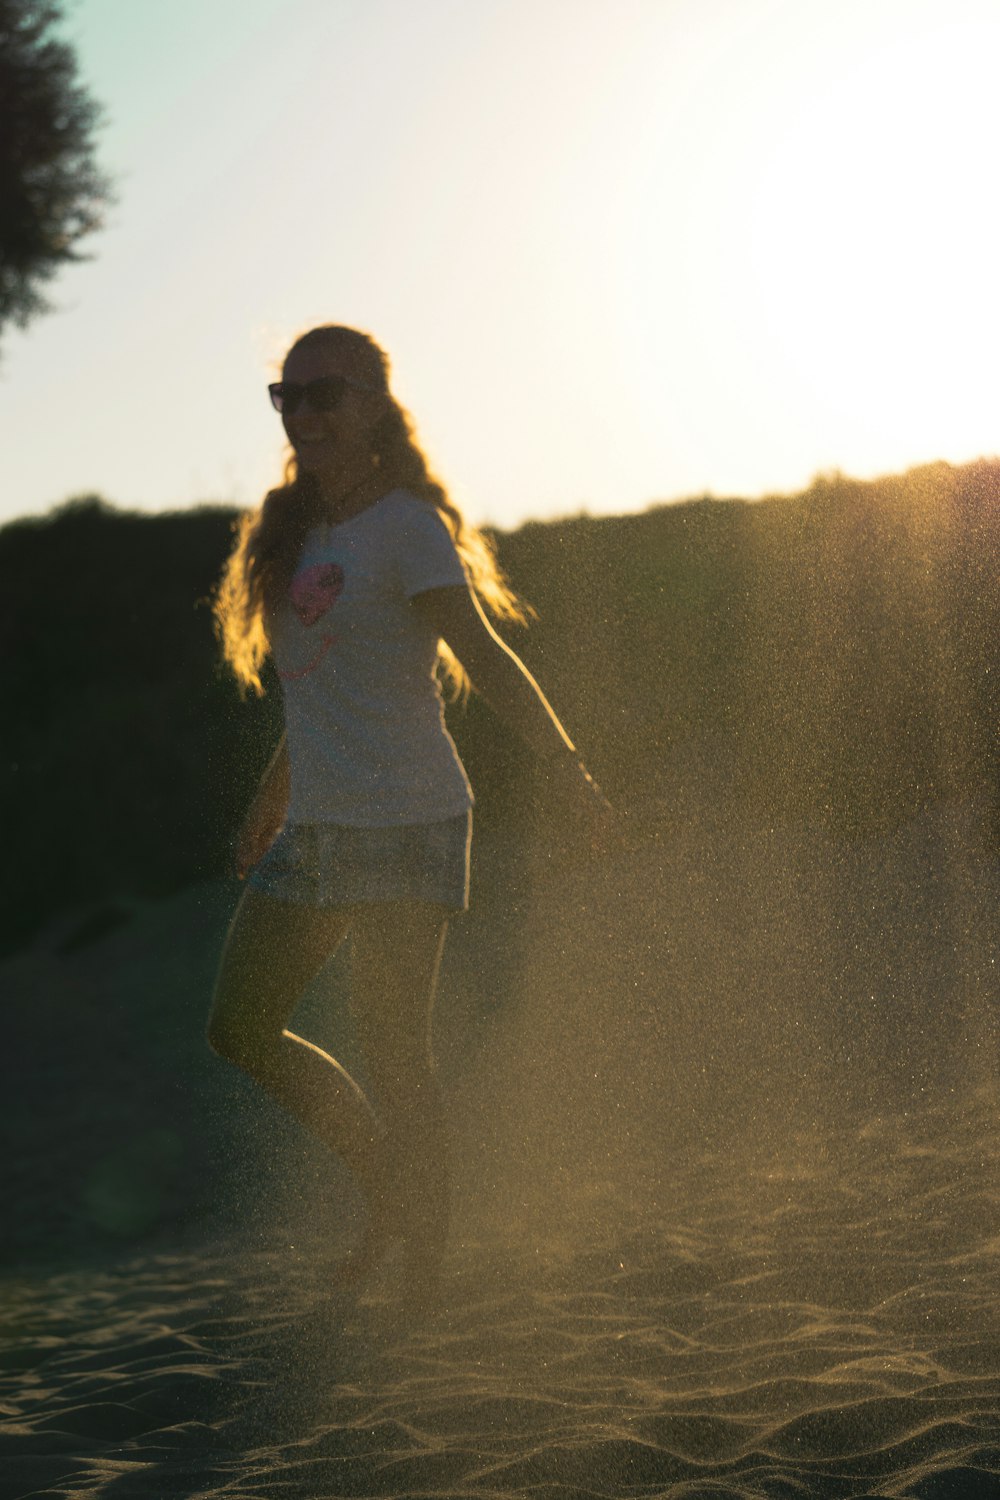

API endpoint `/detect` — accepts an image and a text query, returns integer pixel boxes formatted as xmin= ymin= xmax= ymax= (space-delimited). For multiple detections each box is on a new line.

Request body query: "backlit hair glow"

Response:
xmin=214 ymin=325 xmax=528 ymax=696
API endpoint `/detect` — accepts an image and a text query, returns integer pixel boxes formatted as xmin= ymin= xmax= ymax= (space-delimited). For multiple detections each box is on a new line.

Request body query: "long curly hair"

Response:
xmin=214 ymin=325 xmax=528 ymax=696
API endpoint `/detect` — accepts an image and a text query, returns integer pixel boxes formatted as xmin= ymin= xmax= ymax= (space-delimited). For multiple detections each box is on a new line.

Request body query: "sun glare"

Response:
xmin=745 ymin=21 xmax=1000 ymax=472
xmin=4 ymin=0 xmax=1000 ymax=528
xmin=583 ymin=4 xmax=1000 ymax=503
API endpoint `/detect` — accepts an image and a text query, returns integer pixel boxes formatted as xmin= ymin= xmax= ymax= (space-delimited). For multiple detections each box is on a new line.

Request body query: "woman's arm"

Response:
xmin=235 ymin=732 xmax=290 ymax=878
xmin=410 ymin=585 xmax=612 ymax=822
xmin=412 ymin=585 xmax=575 ymax=758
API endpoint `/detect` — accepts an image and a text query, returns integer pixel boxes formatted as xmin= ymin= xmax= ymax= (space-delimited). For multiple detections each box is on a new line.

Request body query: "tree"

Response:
xmin=0 ymin=0 xmax=113 ymax=339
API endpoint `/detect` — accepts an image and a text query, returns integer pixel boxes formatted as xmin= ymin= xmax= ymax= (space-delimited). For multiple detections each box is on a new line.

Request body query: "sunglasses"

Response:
xmin=268 ymin=374 xmax=375 ymax=415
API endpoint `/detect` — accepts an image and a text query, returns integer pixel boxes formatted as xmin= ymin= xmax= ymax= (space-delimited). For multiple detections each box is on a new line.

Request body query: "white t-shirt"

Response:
xmin=270 ymin=489 xmax=474 ymax=825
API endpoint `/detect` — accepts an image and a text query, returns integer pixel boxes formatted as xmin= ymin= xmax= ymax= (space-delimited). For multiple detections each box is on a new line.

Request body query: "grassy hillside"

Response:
xmin=2 ymin=463 xmax=997 ymax=954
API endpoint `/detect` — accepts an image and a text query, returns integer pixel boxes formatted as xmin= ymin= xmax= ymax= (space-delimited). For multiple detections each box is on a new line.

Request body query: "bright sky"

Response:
xmin=2 ymin=0 xmax=998 ymax=531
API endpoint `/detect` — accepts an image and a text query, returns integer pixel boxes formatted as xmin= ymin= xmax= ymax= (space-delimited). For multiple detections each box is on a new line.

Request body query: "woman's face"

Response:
xmin=279 ymin=341 xmax=383 ymax=478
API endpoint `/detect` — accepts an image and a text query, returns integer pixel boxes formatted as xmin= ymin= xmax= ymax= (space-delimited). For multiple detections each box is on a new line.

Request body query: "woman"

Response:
xmin=208 ymin=324 xmax=609 ymax=1301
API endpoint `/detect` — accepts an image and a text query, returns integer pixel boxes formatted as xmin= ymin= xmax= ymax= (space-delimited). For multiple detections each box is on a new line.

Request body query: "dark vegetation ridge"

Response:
xmin=2 ymin=460 xmax=997 ymax=955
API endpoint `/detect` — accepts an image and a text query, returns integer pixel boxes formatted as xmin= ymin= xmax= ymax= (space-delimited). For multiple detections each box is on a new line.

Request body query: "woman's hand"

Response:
xmin=538 ymin=753 xmax=620 ymax=859
xmin=234 ymin=736 xmax=290 ymax=879
xmin=234 ymin=801 xmax=285 ymax=880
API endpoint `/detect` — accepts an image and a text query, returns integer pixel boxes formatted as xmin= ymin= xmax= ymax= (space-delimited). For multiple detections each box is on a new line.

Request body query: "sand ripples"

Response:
xmin=3 ymin=1100 xmax=998 ymax=1499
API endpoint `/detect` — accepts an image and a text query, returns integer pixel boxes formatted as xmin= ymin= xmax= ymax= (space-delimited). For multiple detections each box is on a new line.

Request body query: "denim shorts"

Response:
xmin=246 ymin=812 xmax=471 ymax=910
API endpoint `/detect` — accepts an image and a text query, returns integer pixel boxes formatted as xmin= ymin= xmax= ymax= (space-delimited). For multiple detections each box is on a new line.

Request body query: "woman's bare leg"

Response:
xmin=349 ymin=901 xmax=452 ymax=1296
xmin=207 ymin=889 xmax=385 ymax=1201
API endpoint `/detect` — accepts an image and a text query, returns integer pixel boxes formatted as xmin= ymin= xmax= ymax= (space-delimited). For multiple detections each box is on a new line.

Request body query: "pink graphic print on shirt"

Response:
xmin=280 ymin=561 xmax=344 ymax=680
xmin=291 ymin=562 xmax=344 ymax=624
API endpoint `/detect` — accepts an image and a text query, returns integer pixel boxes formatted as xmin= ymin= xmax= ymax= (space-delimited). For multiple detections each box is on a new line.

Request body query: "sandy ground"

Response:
xmin=2 ymin=797 xmax=998 ymax=1498
xmin=3 ymin=1106 xmax=999 ymax=1500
